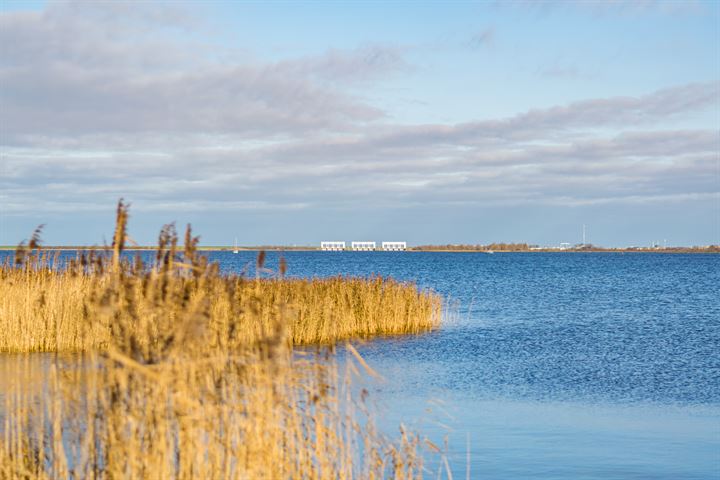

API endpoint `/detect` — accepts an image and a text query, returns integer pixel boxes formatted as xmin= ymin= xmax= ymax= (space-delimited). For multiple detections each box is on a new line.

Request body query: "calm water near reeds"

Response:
xmin=2 ymin=251 xmax=719 ymax=478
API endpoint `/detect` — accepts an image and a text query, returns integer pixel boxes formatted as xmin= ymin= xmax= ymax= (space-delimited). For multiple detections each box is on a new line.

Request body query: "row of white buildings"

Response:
xmin=320 ymin=241 xmax=407 ymax=251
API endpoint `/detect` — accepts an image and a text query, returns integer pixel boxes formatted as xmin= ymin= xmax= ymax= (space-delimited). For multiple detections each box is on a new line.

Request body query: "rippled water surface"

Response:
xmin=230 ymin=251 xmax=720 ymax=478
xmin=3 ymin=251 xmax=719 ymax=478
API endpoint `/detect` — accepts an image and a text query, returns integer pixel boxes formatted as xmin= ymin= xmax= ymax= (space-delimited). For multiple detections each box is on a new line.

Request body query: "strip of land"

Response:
xmin=2 ymin=244 xmax=718 ymax=253
xmin=409 ymin=244 xmax=720 ymax=253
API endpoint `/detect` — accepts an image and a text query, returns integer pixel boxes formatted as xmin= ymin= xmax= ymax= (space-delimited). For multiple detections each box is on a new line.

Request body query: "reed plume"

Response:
xmin=0 ymin=201 xmax=441 ymax=478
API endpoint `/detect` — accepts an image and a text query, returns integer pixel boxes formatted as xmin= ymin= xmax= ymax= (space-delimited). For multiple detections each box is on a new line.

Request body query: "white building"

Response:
xmin=382 ymin=241 xmax=407 ymax=251
xmin=320 ymin=241 xmax=345 ymax=251
xmin=351 ymin=241 xmax=376 ymax=251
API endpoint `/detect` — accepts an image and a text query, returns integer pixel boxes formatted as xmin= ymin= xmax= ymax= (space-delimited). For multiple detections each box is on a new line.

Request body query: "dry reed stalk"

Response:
xmin=0 ymin=256 xmax=441 ymax=354
xmin=1 ymin=316 xmax=424 ymax=478
xmin=0 ymin=201 xmax=437 ymax=478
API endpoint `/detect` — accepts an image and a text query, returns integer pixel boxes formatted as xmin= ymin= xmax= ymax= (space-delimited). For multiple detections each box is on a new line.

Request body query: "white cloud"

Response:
xmin=1 ymin=2 xmax=717 ymax=220
xmin=0 ymin=2 xmax=390 ymax=141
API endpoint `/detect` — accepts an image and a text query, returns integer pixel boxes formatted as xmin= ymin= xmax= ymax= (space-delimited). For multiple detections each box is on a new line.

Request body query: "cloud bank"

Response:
xmin=0 ymin=1 xmax=717 ymax=245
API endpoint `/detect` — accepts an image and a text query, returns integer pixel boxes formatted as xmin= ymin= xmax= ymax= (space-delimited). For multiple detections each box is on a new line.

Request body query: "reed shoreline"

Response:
xmin=0 ymin=201 xmax=442 ymax=478
xmin=0 ymin=269 xmax=443 ymax=353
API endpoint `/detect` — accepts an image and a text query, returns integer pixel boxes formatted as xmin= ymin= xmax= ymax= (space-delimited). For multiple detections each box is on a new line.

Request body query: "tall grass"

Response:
xmin=1 ymin=348 xmax=423 ymax=478
xmin=0 ymin=201 xmax=441 ymax=478
xmin=0 ymin=267 xmax=441 ymax=353
xmin=0 ymin=220 xmax=440 ymax=353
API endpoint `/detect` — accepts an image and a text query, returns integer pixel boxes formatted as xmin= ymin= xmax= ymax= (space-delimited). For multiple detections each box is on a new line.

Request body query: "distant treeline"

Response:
xmin=411 ymin=243 xmax=530 ymax=251
xmin=410 ymin=244 xmax=720 ymax=253
xmin=4 ymin=244 xmax=719 ymax=253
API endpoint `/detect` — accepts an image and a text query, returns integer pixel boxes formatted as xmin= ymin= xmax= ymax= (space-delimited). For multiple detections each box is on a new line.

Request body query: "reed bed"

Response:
xmin=0 ymin=267 xmax=441 ymax=353
xmin=0 ymin=202 xmax=442 ymax=478
xmin=1 ymin=347 xmax=423 ymax=478
xmin=0 ymin=228 xmax=440 ymax=353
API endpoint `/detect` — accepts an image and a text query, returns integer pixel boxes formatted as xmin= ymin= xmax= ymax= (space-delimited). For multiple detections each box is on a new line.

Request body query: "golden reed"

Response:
xmin=0 ymin=201 xmax=442 ymax=478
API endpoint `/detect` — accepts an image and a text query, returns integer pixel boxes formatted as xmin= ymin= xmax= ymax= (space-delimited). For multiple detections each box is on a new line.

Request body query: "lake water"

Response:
xmin=229 ymin=251 xmax=720 ymax=479
xmin=3 ymin=250 xmax=719 ymax=478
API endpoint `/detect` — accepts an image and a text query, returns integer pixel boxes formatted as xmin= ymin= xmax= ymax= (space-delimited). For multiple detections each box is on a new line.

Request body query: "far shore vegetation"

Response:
xmin=0 ymin=201 xmax=443 ymax=479
xmin=3 ymin=243 xmax=717 ymax=253
xmin=410 ymin=243 xmax=720 ymax=253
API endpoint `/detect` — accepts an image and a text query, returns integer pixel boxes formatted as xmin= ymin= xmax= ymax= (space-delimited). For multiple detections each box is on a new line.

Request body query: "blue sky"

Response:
xmin=1 ymin=0 xmax=718 ymax=247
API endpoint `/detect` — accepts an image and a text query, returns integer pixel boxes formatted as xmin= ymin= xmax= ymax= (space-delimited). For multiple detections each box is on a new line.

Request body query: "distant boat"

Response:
xmin=233 ymin=238 xmax=239 ymax=254
xmin=485 ymin=250 xmax=494 ymax=254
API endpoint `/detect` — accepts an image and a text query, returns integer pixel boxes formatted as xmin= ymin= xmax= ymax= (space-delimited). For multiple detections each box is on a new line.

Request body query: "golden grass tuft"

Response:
xmin=0 ymin=259 xmax=441 ymax=353
xmin=0 ymin=205 xmax=440 ymax=353
xmin=1 ymin=347 xmax=424 ymax=478
xmin=0 ymin=201 xmax=442 ymax=478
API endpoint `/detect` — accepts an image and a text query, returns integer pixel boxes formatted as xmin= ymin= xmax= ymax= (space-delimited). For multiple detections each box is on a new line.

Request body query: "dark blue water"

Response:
xmin=228 ymin=251 xmax=720 ymax=479
xmin=4 ymin=250 xmax=719 ymax=478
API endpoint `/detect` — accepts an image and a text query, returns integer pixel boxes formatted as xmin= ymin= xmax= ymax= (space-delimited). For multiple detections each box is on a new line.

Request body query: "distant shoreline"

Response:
xmin=408 ymin=248 xmax=720 ymax=254
xmin=1 ymin=246 xmax=718 ymax=253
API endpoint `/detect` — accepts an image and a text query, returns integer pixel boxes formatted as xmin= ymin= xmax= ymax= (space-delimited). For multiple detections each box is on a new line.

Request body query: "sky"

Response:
xmin=0 ymin=0 xmax=718 ymax=247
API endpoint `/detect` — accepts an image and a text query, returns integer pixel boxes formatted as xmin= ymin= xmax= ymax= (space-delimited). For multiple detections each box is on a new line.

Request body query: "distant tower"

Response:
xmin=582 ymin=224 xmax=586 ymax=246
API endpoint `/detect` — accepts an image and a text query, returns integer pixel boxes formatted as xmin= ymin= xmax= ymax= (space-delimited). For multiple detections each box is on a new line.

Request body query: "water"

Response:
xmin=3 ymin=250 xmax=719 ymax=478
xmin=227 ymin=251 xmax=720 ymax=479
